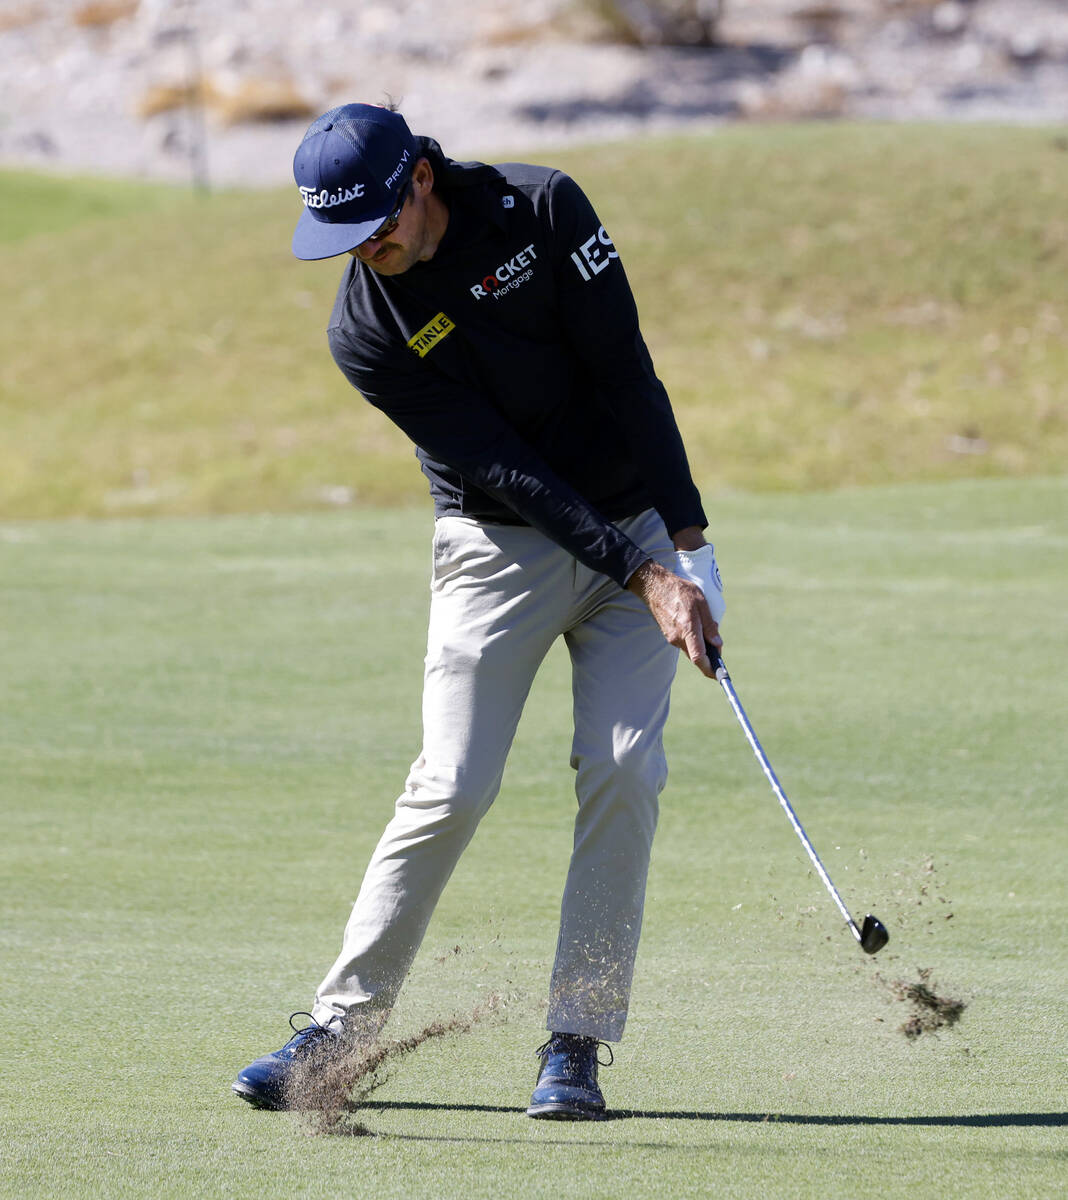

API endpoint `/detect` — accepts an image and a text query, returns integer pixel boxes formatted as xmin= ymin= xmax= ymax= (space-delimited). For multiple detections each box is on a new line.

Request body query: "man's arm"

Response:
xmin=330 ymin=325 xmax=650 ymax=587
xmin=543 ymin=173 xmax=722 ymax=674
xmin=543 ymin=171 xmax=708 ymax=544
xmin=334 ymin=329 xmax=722 ymax=675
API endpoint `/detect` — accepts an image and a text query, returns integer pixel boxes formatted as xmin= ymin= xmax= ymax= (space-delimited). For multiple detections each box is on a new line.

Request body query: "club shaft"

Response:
xmin=715 ymin=670 xmax=861 ymax=942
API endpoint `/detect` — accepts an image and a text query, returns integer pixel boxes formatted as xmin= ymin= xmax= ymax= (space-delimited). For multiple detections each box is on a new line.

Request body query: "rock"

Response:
xmin=17 ymin=130 xmax=59 ymax=156
xmin=931 ymin=3 xmax=968 ymax=38
xmin=1007 ymin=30 xmax=1045 ymax=62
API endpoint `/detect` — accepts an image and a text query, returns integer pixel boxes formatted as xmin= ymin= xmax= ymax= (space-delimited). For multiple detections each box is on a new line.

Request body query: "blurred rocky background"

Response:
xmin=1 ymin=0 xmax=1066 ymax=186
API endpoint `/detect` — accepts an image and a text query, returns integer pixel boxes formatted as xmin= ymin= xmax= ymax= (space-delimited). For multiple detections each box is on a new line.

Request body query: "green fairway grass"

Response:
xmin=1 ymin=477 xmax=1064 ymax=1198
xmin=2 ymin=123 xmax=1067 ymax=518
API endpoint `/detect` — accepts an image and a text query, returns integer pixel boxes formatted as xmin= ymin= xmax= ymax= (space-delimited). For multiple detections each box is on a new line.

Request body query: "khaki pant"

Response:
xmin=312 ymin=509 xmax=678 ymax=1042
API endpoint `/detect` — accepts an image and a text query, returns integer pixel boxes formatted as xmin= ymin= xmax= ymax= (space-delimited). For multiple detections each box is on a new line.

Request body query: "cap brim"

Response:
xmin=291 ymin=206 xmax=386 ymax=261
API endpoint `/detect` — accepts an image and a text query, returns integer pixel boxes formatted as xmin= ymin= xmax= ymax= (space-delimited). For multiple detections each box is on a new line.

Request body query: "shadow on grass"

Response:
xmin=364 ymin=1101 xmax=1067 ymax=1128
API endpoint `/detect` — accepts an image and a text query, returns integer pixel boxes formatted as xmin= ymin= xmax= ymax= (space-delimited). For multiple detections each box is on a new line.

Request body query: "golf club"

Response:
xmin=706 ymin=644 xmax=889 ymax=955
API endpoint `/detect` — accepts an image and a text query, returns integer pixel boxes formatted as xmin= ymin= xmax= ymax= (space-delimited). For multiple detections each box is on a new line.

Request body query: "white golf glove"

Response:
xmin=674 ymin=543 xmax=725 ymax=625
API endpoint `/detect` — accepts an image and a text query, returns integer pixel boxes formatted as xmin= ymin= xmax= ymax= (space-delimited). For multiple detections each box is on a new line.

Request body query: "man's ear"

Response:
xmin=412 ymin=157 xmax=434 ymax=196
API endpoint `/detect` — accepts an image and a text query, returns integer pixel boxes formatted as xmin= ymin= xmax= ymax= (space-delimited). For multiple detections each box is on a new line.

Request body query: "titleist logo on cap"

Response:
xmin=291 ymin=104 xmax=418 ymax=259
xmin=299 ymin=183 xmax=367 ymax=209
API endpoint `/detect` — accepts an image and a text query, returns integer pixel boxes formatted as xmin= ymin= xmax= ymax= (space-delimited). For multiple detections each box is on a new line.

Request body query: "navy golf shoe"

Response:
xmin=526 ymin=1032 xmax=612 ymax=1120
xmin=232 ymin=1012 xmax=342 ymax=1110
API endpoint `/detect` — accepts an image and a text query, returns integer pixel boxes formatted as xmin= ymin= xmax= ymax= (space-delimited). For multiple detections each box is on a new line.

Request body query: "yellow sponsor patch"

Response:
xmin=407 ymin=312 xmax=455 ymax=358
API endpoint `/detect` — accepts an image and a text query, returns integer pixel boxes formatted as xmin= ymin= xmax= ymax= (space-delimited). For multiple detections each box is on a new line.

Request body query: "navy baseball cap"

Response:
xmin=292 ymin=104 xmax=418 ymax=260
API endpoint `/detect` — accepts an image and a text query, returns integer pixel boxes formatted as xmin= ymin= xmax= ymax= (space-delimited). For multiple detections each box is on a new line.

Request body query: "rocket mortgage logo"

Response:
xmin=469 ymin=244 xmax=538 ymax=300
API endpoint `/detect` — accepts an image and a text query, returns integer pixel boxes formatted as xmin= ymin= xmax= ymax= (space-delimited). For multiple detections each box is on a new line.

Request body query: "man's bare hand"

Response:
xmin=627 ymin=559 xmax=722 ymax=678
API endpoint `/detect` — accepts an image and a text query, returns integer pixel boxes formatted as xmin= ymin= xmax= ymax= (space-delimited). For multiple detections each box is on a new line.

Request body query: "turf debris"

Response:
xmin=285 ymin=995 xmax=505 ymax=1136
xmin=881 ymin=968 xmax=967 ymax=1040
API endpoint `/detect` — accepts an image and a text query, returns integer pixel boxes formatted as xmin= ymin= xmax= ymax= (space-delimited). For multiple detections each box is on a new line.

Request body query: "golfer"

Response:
xmin=233 ymin=103 xmax=724 ymax=1120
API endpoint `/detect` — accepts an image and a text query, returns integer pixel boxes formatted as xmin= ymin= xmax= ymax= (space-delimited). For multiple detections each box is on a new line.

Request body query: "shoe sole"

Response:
xmin=526 ymin=1102 xmax=606 ymax=1120
xmin=231 ymin=1081 xmax=285 ymax=1110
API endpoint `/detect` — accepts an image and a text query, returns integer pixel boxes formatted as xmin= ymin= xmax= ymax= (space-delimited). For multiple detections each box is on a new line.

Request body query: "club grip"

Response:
xmin=705 ymin=641 xmax=729 ymax=680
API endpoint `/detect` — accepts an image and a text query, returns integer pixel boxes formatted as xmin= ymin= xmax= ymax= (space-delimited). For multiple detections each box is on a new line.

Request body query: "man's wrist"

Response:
xmin=672 ymin=526 xmax=707 ymax=552
xmin=625 ymin=557 xmax=659 ymax=596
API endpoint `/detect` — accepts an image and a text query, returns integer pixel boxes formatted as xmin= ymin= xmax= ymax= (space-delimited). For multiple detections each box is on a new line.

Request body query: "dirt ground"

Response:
xmin=2 ymin=1 xmax=1066 ymax=187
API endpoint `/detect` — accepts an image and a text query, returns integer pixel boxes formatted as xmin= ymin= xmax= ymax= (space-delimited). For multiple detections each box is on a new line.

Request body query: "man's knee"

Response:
xmin=571 ymin=740 xmax=667 ymax=848
xmin=396 ymin=753 xmax=500 ymax=834
xmin=572 ymin=731 xmax=668 ymax=797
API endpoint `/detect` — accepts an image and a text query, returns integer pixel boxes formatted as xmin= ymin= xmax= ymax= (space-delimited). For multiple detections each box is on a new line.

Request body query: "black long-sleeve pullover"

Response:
xmin=326 ymin=137 xmax=706 ymax=587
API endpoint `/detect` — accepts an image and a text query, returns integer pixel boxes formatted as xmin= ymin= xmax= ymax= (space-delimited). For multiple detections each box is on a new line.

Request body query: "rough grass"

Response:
xmin=1 ymin=478 xmax=1064 ymax=1198
xmin=0 ymin=166 xmax=188 ymax=244
xmin=2 ymin=123 xmax=1067 ymax=518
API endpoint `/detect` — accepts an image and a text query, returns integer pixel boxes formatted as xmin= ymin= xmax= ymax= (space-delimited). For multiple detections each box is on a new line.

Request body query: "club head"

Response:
xmin=859 ymin=913 xmax=889 ymax=955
